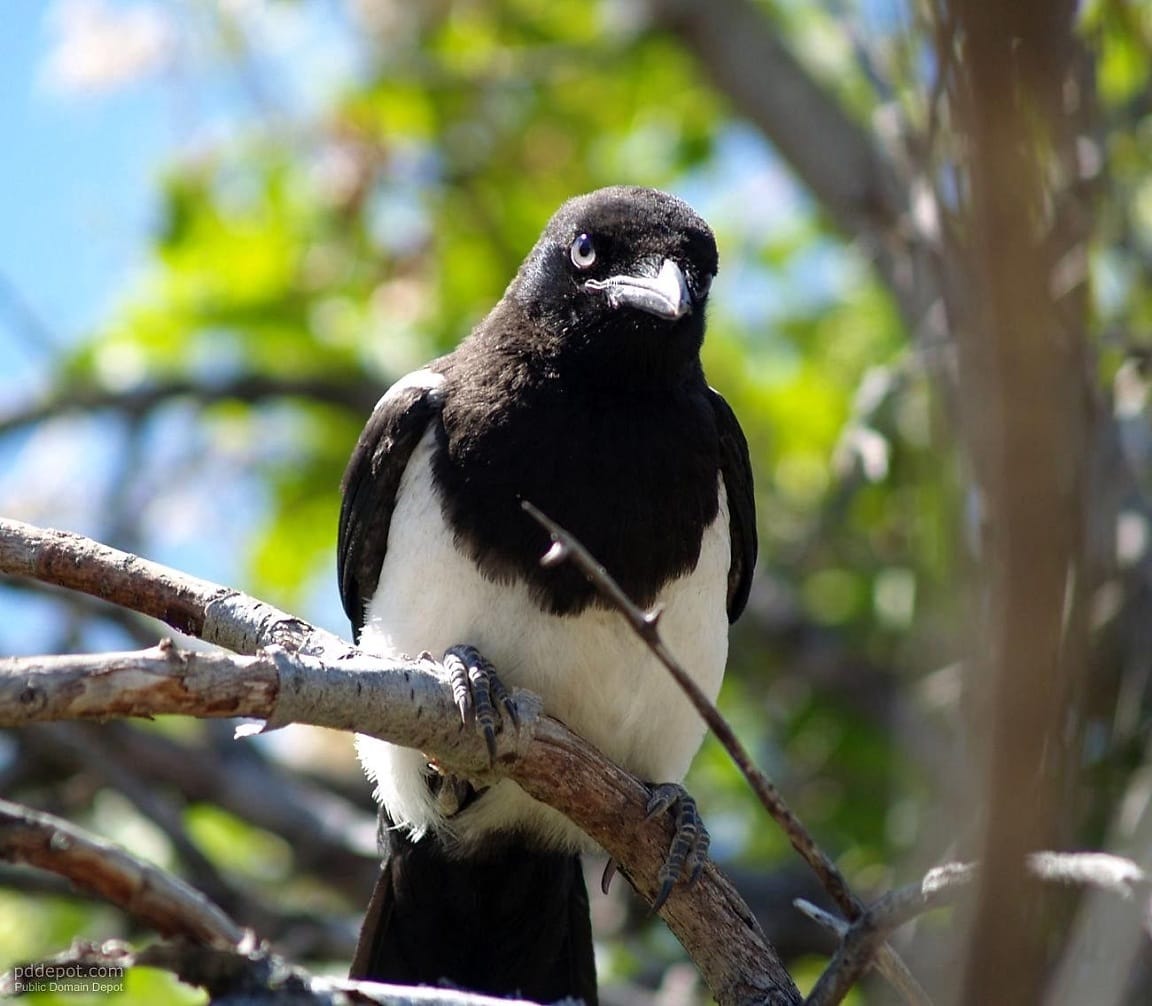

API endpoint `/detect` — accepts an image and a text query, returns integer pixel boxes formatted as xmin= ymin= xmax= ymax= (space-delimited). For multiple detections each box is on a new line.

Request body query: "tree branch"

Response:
xmin=525 ymin=503 xmax=854 ymax=904
xmin=77 ymin=720 xmax=379 ymax=893
xmin=0 ymin=517 xmax=799 ymax=1006
xmin=0 ymin=799 xmax=245 ymax=948
xmin=2 ymin=937 xmax=585 ymax=1005
xmin=798 ymin=853 xmax=1152 ymax=1006
xmin=22 ymin=722 xmax=247 ymax=918
xmin=10 ymin=722 xmax=360 ymax=959
xmin=0 ymin=517 xmax=349 ymax=657
xmin=644 ymin=0 xmax=903 ymax=238
xmin=0 ymin=374 xmax=382 ymax=438
xmin=643 ymin=0 xmax=951 ymax=360
xmin=946 ymin=3 xmax=1093 ymax=1000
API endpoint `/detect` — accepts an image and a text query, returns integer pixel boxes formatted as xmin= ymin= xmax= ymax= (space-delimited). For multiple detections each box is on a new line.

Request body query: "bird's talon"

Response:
xmin=600 ymin=858 xmax=618 ymax=895
xmin=688 ymin=828 xmax=711 ymax=885
xmin=651 ymin=876 xmax=677 ymax=914
xmin=444 ymin=645 xmax=512 ymax=767
xmin=645 ymin=782 xmax=680 ymax=820
xmin=445 ymin=651 xmax=473 ymax=725
xmin=502 ymin=694 xmax=521 ymax=732
xmin=644 ymin=782 xmax=710 ymax=911
xmin=486 ymin=670 xmax=521 ymax=732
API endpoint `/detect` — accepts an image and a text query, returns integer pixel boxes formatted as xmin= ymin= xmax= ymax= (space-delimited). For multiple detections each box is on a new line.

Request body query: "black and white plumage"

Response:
xmin=339 ymin=186 xmax=756 ymax=1003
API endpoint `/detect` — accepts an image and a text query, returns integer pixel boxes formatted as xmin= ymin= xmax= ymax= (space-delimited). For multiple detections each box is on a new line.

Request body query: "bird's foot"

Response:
xmin=644 ymin=782 xmax=710 ymax=912
xmin=443 ymin=644 xmax=520 ymax=766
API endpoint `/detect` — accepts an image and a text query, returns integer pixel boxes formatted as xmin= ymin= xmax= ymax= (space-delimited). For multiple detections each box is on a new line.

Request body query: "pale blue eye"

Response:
xmin=570 ymin=233 xmax=596 ymax=269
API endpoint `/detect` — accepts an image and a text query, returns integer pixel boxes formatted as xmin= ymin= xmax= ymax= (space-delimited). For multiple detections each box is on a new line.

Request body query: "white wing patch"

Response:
xmin=377 ymin=367 xmax=445 ymax=407
xmin=355 ymin=426 xmax=731 ymax=854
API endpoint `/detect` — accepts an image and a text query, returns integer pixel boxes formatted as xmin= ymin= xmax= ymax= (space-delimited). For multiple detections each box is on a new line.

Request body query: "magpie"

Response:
xmin=338 ymin=186 xmax=756 ymax=1003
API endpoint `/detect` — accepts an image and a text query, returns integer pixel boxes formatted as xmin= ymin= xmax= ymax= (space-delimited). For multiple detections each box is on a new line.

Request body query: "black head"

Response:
xmin=507 ymin=186 xmax=719 ymax=383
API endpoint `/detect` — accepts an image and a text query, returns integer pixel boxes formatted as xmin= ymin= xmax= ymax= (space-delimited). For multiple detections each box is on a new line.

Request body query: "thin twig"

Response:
xmin=522 ymin=501 xmax=930 ymax=1006
xmin=0 ymin=268 xmax=59 ymax=357
xmin=90 ymin=721 xmax=379 ymax=890
xmin=803 ymin=905 xmax=891 ymax=1006
xmin=794 ymin=898 xmax=924 ymax=1006
xmin=0 ymin=374 xmax=382 ymax=438
xmin=799 ymin=863 xmax=973 ymax=1006
xmin=524 ymin=501 xmax=847 ymax=895
xmin=799 ymin=853 xmax=1152 ymax=1006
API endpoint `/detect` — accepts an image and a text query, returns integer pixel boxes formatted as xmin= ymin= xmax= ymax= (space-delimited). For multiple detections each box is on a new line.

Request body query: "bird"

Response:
xmin=337 ymin=185 xmax=756 ymax=1004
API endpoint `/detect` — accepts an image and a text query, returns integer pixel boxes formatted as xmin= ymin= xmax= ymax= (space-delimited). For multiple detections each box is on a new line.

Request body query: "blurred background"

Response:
xmin=1 ymin=1 xmax=1150 ymax=1003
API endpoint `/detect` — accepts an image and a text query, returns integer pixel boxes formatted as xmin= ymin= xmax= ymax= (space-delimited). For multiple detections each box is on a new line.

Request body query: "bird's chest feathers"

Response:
xmin=433 ymin=380 xmax=721 ymax=615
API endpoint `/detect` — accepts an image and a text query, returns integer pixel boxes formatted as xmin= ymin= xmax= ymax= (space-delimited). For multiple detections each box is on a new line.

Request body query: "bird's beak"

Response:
xmin=583 ymin=258 xmax=691 ymax=320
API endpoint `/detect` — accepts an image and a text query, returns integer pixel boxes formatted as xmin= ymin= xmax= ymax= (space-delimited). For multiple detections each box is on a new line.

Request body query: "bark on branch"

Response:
xmin=0 ymin=799 xmax=245 ymax=949
xmin=0 ymin=517 xmax=799 ymax=1006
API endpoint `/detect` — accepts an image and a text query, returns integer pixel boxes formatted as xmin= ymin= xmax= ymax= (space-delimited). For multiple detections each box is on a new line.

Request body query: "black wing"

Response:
xmin=708 ymin=388 xmax=757 ymax=622
xmin=338 ymin=370 xmax=445 ymax=640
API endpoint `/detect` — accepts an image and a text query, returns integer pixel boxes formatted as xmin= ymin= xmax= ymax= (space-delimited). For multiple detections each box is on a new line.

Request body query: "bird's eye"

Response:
xmin=696 ymin=272 xmax=714 ymax=301
xmin=570 ymin=233 xmax=596 ymax=270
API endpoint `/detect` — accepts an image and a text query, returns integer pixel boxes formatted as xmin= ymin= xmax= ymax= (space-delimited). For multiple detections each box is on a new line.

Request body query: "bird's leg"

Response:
xmin=644 ymin=783 xmax=711 ymax=912
xmin=599 ymin=784 xmax=710 ymax=904
xmin=443 ymin=644 xmax=520 ymax=766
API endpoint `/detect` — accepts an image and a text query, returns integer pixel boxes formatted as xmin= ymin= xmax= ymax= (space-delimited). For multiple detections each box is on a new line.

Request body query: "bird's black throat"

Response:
xmin=432 ymin=305 xmax=723 ymax=617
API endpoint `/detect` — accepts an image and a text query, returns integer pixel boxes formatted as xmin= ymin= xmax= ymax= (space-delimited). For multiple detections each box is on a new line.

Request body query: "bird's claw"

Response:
xmin=600 ymin=858 xmax=619 ymax=895
xmin=443 ymin=645 xmax=519 ymax=766
xmin=644 ymin=782 xmax=710 ymax=912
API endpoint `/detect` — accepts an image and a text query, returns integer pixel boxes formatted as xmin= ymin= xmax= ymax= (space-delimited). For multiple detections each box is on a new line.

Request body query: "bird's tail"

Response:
xmin=350 ymin=827 xmax=598 ymax=1005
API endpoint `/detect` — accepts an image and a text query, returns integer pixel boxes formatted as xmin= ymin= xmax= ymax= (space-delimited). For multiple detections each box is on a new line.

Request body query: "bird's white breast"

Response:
xmin=356 ymin=425 xmax=731 ymax=853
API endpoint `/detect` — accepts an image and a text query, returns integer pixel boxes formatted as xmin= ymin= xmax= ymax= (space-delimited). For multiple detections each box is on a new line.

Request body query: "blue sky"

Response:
xmin=0 ymin=2 xmax=363 ymax=651
xmin=0 ymin=7 xmax=166 ymax=387
xmin=0 ymin=2 xmax=358 ymax=392
xmin=0 ymin=2 xmax=839 ymax=389
xmin=0 ymin=1 xmax=857 ymax=655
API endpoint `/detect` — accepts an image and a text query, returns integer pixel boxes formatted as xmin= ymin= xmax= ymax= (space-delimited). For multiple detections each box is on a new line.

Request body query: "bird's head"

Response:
xmin=509 ymin=186 xmax=719 ymax=383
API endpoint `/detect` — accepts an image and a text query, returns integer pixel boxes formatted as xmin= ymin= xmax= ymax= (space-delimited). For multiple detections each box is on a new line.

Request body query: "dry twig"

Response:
xmin=522 ymin=502 xmax=929 ymax=1006
xmin=798 ymin=854 xmax=1152 ymax=1005
xmin=0 ymin=798 xmax=245 ymax=948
